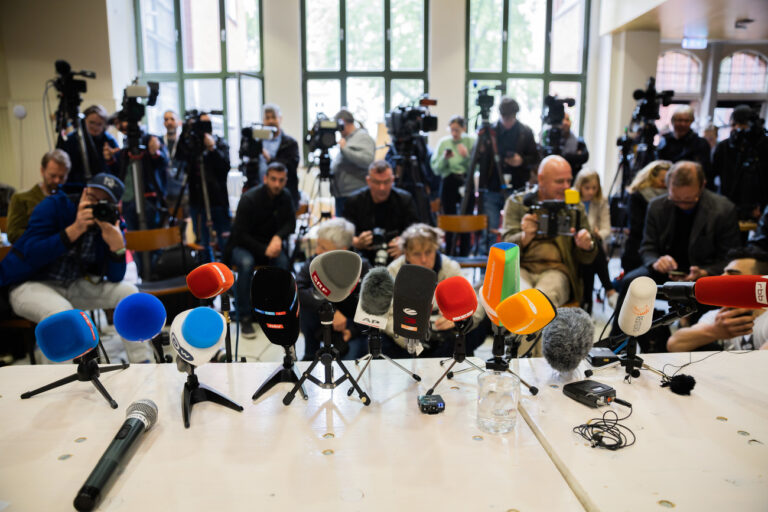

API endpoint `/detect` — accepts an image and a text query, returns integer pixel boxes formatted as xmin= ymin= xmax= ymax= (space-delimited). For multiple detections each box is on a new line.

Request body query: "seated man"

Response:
xmin=668 ymin=247 xmax=768 ymax=352
xmin=296 ymin=218 xmax=369 ymax=361
xmin=6 ymin=150 xmax=71 ymax=243
xmin=343 ymin=160 xmax=419 ymax=266
xmin=0 ymin=173 xmax=152 ymax=363
xmin=228 ymin=162 xmax=295 ymax=338
xmin=501 ymin=155 xmax=597 ymax=308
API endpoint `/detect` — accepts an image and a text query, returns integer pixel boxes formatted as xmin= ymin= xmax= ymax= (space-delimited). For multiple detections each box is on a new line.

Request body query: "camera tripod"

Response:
xmin=390 ymin=138 xmax=433 ymax=224
xmin=53 ymin=60 xmax=95 ymax=183
xmin=283 ymin=301 xmax=370 ymax=405
xmin=177 ymin=357 xmax=243 ymax=428
xmin=20 ymin=350 xmax=129 ymax=409
xmin=252 ymin=346 xmax=308 ymax=402
xmin=291 ymin=148 xmax=334 ymax=265
xmin=347 ymin=328 xmax=421 ymax=397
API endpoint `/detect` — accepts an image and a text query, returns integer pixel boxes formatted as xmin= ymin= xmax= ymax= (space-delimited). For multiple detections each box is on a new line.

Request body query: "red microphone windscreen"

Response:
xmin=186 ymin=262 xmax=235 ymax=299
xmin=695 ymin=275 xmax=768 ymax=309
xmin=435 ymin=276 xmax=478 ymax=322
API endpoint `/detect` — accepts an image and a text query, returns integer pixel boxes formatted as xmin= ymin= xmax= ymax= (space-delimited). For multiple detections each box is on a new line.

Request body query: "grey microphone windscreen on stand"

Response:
xmin=309 ymin=250 xmax=363 ymax=302
xmin=542 ymin=307 xmax=594 ymax=374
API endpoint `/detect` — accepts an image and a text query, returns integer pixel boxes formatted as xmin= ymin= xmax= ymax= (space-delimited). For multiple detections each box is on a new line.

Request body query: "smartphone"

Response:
xmin=668 ymin=270 xmax=686 ymax=277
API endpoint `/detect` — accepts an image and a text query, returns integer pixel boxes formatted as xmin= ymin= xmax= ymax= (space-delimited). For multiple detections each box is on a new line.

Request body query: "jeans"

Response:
xmin=231 ymin=246 xmax=290 ymax=320
xmin=480 ymin=190 xmax=505 ymax=253
xmin=190 ymin=205 xmax=231 ymax=257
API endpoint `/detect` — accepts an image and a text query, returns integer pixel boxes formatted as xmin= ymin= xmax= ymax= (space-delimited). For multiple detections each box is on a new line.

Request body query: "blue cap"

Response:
xmin=87 ymin=173 xmax=124 ymax=202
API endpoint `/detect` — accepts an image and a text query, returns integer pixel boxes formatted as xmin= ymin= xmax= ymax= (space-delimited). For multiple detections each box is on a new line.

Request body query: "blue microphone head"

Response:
xmin=181 ymin=307 xmax=224 ymax=350
xmin=35 ymin=310 xmax=99 ymax=362
xmin=114 ymin=293 xmax=167 ymax=341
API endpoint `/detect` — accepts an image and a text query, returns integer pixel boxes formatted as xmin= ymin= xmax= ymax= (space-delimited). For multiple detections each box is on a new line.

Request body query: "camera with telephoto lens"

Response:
xmin=629 ymin=77 xmax=674 ymax=136
xmin=371 ymin=228 xmax=398 ymax=266
xmin=87 ymin=200 xmax=121 ymax=224
xmin=306 ymin=113 xmax=342 ymax=153
xmin=541 ymin=95 xmax=576 ymax=156
xmin=526 ymin=189 xmax=582 ymax=238
xmin=385 ymin=96 xmax=438 ymax=142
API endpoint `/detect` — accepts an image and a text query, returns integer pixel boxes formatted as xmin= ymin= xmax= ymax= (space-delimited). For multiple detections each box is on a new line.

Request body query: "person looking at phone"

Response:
xmin=668 ymin=247 xmax=768 ymax=351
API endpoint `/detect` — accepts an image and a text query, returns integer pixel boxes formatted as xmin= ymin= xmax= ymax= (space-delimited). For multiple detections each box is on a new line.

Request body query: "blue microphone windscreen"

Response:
xmin=181 ymin=307 xmax=224 ymax=349
xmin=114 ymin=293 xmax=167 ymax=341
xmin=35 ymin=310 xmax=99 ymax=362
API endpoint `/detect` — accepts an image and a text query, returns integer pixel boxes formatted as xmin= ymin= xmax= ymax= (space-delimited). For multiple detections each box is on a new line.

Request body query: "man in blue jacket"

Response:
xmin=1 ymin=173 xmax=152 ymax=363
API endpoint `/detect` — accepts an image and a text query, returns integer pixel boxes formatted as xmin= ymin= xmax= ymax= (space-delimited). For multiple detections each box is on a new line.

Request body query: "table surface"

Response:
xmin=0 ymin=357 xmax=582 ymax=512
xmin=517 ymin=350 xmax=768 ymax=512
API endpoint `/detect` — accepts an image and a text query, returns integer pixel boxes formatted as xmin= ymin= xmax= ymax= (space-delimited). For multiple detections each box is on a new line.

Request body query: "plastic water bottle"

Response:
xmin=477 ymin=371 xmax=519 ymax=434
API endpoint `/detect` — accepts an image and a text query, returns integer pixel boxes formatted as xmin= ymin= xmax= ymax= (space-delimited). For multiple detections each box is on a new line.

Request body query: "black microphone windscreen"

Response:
xmin=542 ymin=307 xmax=593 ymax=373
xmin=360 ymin=267 xmax=394 ymax=316
xmin=392 ymin=264 xmax=437 ymax=339
xmin=251 ymin=267 xmax=300 ymax=347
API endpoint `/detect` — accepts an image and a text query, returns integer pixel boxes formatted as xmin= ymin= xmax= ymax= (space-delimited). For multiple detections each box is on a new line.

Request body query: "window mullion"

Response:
xmin=175 ymin=0 xmax=185 ymax=114
xmin=384 ymin=0 xmax=392 ymax=112
xmin=501 ymin=0 xmax=509 ymax=77
xmin=340 ymin=0 xmax=347 ymax=107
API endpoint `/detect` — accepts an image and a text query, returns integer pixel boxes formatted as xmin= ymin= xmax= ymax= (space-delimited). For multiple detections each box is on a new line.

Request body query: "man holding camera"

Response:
xmin=57 ymin=105 xmax=120 ymax=186
xmin=258 ymin=103 xmax=300 ymax=206
xmin=657 ymin=105 xmax=711 ymax=177
xmin=0 ymin=173 xmax=152 ymax=363
xmin=501 ymin=155 xmax=597 ymax=308
xmin=343 ymin=160 xmax=419 ymax=266
xmin=331 ymin=109 xmax=375 ymax=217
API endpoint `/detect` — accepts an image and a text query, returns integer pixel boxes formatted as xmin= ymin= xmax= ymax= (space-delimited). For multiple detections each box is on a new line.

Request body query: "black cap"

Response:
xmin=87 ymin=173 xmax=124 ymax=203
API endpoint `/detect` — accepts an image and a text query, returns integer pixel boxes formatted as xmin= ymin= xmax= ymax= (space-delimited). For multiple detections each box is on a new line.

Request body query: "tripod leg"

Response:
xmin=284 ymin=358 xmax=320 ymax=405
xmin=506 ymin=369 xmax=538 ymax=396
xmin=584 ymin=360 xmax=622 ymax=378
xmin=291 ymin=366 xmax=309 ymax=401
xmin=439 ymin=357 xmax=452 ymax=367
xmin=381 ymin=354 xmax=421 ymax=381
xmin=465 ymin=359 xmax=485 ymax=372
xmin=427 ymin=359 xmax=458 ymax=395
xmin=20 ymin=373 xmax=79 ymax=399
xmin=447 ymin=366 xmax=476 ymax=379
xmin=182 ymin=383 xmax=193 ymax=428
xmin=334 ymin=359 xmax=370 ymax=405
xmin=99 ymin=363 xmax=130 ymax=373
xmin=346 ymin=354 xmax=373 ymax=396
xmin=252 ymin=364 xmax=288 ymax=401
xmin=89 ymin=377 xmax=119 ymax=409
xmin=197 ymin=382 xmax=244 ymax=412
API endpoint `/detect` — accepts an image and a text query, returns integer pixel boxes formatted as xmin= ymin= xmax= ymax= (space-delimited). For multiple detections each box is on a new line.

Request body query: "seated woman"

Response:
xmin=296 ymin=218 xmax=369 ymax=361
xmin=381 ymin=223 xmax=489 ymax=358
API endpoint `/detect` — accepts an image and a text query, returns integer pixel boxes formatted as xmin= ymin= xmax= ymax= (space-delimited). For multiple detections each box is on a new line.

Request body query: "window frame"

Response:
xmin=717 ymin=50 xmax=768 ymax=95
xmin=656 ymin=49 xmax=703 ymax=98
xmin=300 ymin=0 xmax=431 ymax=156
xmin=463 ymin=0 xmax=591 ymax=136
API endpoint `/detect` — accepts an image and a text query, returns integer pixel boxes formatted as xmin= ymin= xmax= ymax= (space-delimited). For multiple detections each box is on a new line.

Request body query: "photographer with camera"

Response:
xmin=343 ymin=160 xmax=419 ymax=267
xmin=501 ymin=155 xmax=597 ymax=314
xmin=656 ymin=105 xmax=711 ymax=176
xmin=57 ymin=105 xmax=119 ymax=186
xmin=175 ymin=111 xmax=232 ymax=254
xmin=0 ymin=173 xmax=153 ymax=363
xmin=710 ymin=105 xmax=768 ymax=223
xmin=331 ymin=109 xmax=375 ymax=216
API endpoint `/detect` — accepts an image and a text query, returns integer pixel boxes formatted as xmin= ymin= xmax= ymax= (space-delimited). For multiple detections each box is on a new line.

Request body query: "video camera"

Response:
xmin=240 ymin=124 xmax=278 ymax=160
xmin=179 ymin=109 xmax=222 ymax=157
xmin=473 ymin=83 xmax=504 ymax=122
xmin=118 ymin=81 xmax=159 ymax=127
xmin=52 ymin=60 xmax=96 ymax=133
xmin=385 ymin=96 xmax=438 ymax=142
xmin=306 ymin=113 xmax=342 ymax=153
xmin=630 ymin=77 xmax=674 ymax=131
xmin=541 ymin=95 xmax=576 ymax=156
xmin=525 ymin=189 xmax=582 ymax=237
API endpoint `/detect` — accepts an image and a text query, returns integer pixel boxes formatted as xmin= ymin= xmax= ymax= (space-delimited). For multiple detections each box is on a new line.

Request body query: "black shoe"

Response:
xmin=241 ymin=320 xmax=256 ymax=339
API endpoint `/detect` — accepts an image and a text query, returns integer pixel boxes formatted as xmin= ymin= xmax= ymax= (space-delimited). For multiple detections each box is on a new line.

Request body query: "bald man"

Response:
xmin=501 ymin=155 xmax=597 ymax=311
xmin=657 ymin=105 xmax=711 ymax=178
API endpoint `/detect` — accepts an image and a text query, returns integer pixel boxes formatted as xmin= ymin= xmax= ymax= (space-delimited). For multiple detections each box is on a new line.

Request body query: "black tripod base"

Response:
xmin=20 ymin=358 xmax=128 ymax=409
xmin=182 ymin=374 xmax=243 ymax=428
xmin=252 ymin=361 xmax=308 ymax=402
xmin=283 ymin=347 xmax=370 ymax=406
xmin=346 ymin=353 xmax=421 ymax=396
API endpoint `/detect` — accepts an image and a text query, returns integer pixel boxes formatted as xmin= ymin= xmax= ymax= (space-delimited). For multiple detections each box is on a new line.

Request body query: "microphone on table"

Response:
xmin=657 ymin=274 xmax=768 ymax=309
xmin=35 ymin=310 xmax=99 ymax=362
xmin=114 ymin=293 xmax=167 ymax=363
xmin=354 ymin=266 xmax=394 ymax=331
xmin=479 ymin=242 xmax=520 ymax=327
xmin=435 ymin=275 xmax=478 ymax=334
xmin=170 ymin=307 xmax=226 ymax=367
xmin=73 ymin=399 xmax=159 ymax=512
xmin=187 ymin=262 xmax=236 ymax=362
xmin=496 ymin=288 xmax=557 ymax=335
xmin=542 ymin=307 xmax=594 ymax=377
xmin=309 ymin=249 xmax=363 ymax=303
xmin=611 ymin=276 xmax=656 ymax=380
xmin=392 ymin=264 xmax=437 ymax=355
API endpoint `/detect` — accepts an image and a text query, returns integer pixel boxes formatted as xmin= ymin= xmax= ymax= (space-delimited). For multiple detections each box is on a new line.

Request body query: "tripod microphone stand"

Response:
xmin=427 ymin=321 xmax=484 ymax=395
xmin=347 ymin=328 xmax=421 ymax=396
xmin=20 ymin=351 xmax=129 ymax=409
xmin=252 ymin=346 xmax=308 ymax=401
xmin=177 ymin=357 xmax=243 ymax=428
xmin=284 ymin=301 xmax=371 ymax=405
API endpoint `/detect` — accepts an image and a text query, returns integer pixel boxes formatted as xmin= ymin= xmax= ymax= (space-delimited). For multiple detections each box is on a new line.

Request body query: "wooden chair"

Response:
xmin=0 ymin=216 xmax=7 ymax=233
xmin=124 ymin=227 xmax=191 ymax=296
xmin=0 ymin=244 xmax=37 ymax=363
xmin=437 ymin=214 xmax=489 ymax=272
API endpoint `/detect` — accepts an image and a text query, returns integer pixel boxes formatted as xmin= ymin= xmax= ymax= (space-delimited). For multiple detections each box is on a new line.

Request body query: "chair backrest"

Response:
xmin=0 ymin=216 xmax=7 ymax=232
xmin=437 ymin=215 xmax=488 ymax=234
xmin=125 ymin=227 xmax=182 ymax=253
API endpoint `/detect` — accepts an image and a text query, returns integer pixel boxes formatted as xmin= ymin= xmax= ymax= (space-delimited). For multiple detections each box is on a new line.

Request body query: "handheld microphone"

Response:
xmin=542 ymin=307 xmax=594 ymax=374
xmin=186 ymin=262 xmax=235 ymax=299
xmin=435 ymin=275 xmax=478 ymax=332
xmin=35 ymin=310 xmax=98 ymax=362
xmin=496 ymin=288 xmax=557 ymax=335
xmin=114 ymin=293 xmax=167 ymax=341
xmin=657 ymin=275 xmax=768 ymax=309
xmin=392 ymin=264 xmax=437 ymax=353
xmin=73 ymin=399 xmax=158 ymax=512
xmin=170 ymin=308 xmax=225 ymax=366
xmin=479 ymin=242 xmax=520 ymax=326
xmin=618 ymin=277 xmax=656 ymax=337
xmin=251 ymin=267 xmax=300 ymax=347
xmin=354 ymin=267 xmax=394 ymax=330
xmin=309 ymin=250 xmax=363 ymax=302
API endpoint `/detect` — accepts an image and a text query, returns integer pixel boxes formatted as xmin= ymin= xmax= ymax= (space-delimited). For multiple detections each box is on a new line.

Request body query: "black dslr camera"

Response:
xmin=88 ymin=200 xmax=120 ymax=224
xmin=306 ymin=113 xmax=342 ymax=153
xmin=525 ymin=190 xmax=582 ymax=237
xmin=371 ymin=228 xmax=398 ymax=266
xmin=385 ymin=96 xmax=438 ymax=142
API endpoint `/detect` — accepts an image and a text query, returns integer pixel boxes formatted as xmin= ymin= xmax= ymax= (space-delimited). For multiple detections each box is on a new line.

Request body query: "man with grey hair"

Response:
xmin=657 ymin=105 xmax=711 ymax=178
xmin=6 ymin=149 xmax=72 ymax=243
xmin=296 ymin=217 xmax=369 ymax=361
xmin=331 ymin=108 xmax=375 ymax=216
xmin=258 ymin=103 xmax=300 ymax=205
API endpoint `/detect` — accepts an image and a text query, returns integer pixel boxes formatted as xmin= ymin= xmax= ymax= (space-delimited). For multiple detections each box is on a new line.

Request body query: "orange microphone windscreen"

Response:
xmin=186 ymin=262 xmax=235 ymax=299
xmin=496 ymin=288 xmax=557 ymax=334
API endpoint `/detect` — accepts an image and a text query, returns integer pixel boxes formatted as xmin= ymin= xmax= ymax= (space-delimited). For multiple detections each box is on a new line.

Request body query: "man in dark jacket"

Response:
xmin=253 ymin=103 xmax=301 ymax=206
xmin=657 ymin=105 xmax=711 ymax=177
xmin=57 ymin=105 xmax=120 ymax=186
xmin=343 ymin=160 xmax=420 ymax=266
xmin=1 ymin=173 xmax=152 ymax=363
xmin=228 ymin=162 xmax=296 ymax=337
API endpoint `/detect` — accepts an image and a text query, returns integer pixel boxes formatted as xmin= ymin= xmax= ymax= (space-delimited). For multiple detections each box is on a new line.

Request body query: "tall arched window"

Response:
xmin=718 ymin=51 xmax=768 ymax=93
xmin=656 ymin=50 xmax=702 ymax=93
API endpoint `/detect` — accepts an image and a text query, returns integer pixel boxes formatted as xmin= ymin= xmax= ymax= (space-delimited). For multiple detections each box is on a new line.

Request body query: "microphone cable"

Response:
xmin=572 ymin=398 xmax=636 ymax=451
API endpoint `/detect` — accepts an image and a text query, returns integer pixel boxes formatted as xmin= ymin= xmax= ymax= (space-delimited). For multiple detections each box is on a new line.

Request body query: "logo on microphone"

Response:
xmin=400 ymin=323 xmax=418 ymax=332
xmin=452 ymin=309 xmax=474 ymax=321
xmin=632 ymin=305 xmax=651 ymax=316
xmin=403 ymin=308 xmax=417 ymax=316
xmin=266 ymin=323 xmax=284 ymax=330
xmin=311 ymin=271 xmax=331 ymax=297
xmin=756 ymin=282 xmax=767 ymax=305
xmin=171 ymin=332 xmax=194 ymax=362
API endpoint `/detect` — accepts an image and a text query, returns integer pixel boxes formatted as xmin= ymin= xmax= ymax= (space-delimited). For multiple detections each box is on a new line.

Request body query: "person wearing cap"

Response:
xmin=56 ymin=104 xmax=120 ymax=186
xmin=0 ymin=173 xmax=152 ymax=364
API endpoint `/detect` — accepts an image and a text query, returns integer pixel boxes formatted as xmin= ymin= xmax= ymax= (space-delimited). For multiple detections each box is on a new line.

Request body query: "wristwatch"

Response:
xmin=112 ymin=247 xmax=127 ymax=257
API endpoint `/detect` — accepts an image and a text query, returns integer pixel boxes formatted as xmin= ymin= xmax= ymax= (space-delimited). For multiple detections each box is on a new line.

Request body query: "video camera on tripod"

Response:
xmin=541 ymin=94 xmax=576 ymax=156
xmin=305 ymin=113 xmax=342 ymax=181
xmin=474 ymin=84 xmax=505 ymax=122
xmin=524 ymin=189 xmax=582 ymax=238
xmin=117 ymin=80 xmax=160 ymax=150
xmin=179 ymin=109 xmax=223 ymax=157
xmin=385 ymin=96 xmax=438 ymax=143
xmin=52 ymin=60 xmax=95 ymax=134
xmin=240 ymin=123 xmax=278 ymax=187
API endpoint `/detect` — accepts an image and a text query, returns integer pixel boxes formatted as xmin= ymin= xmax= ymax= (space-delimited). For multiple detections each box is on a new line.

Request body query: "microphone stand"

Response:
xmin=20 ymin=351 xmax=129 ymax=409
xmin=177 ymin=357 xmax=243 ymax=428
xmin=220 ymin=294 xmax=233 ymax=363
xmin=252 ymin=345 xmax=308 ymax=402
xmin=427 ymin=320 xmax=484 ymax=395
xmin=283 ymin=301 xmax=371 ymax=406
xmin=347 ymin=327 xmax=421 ymax=397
